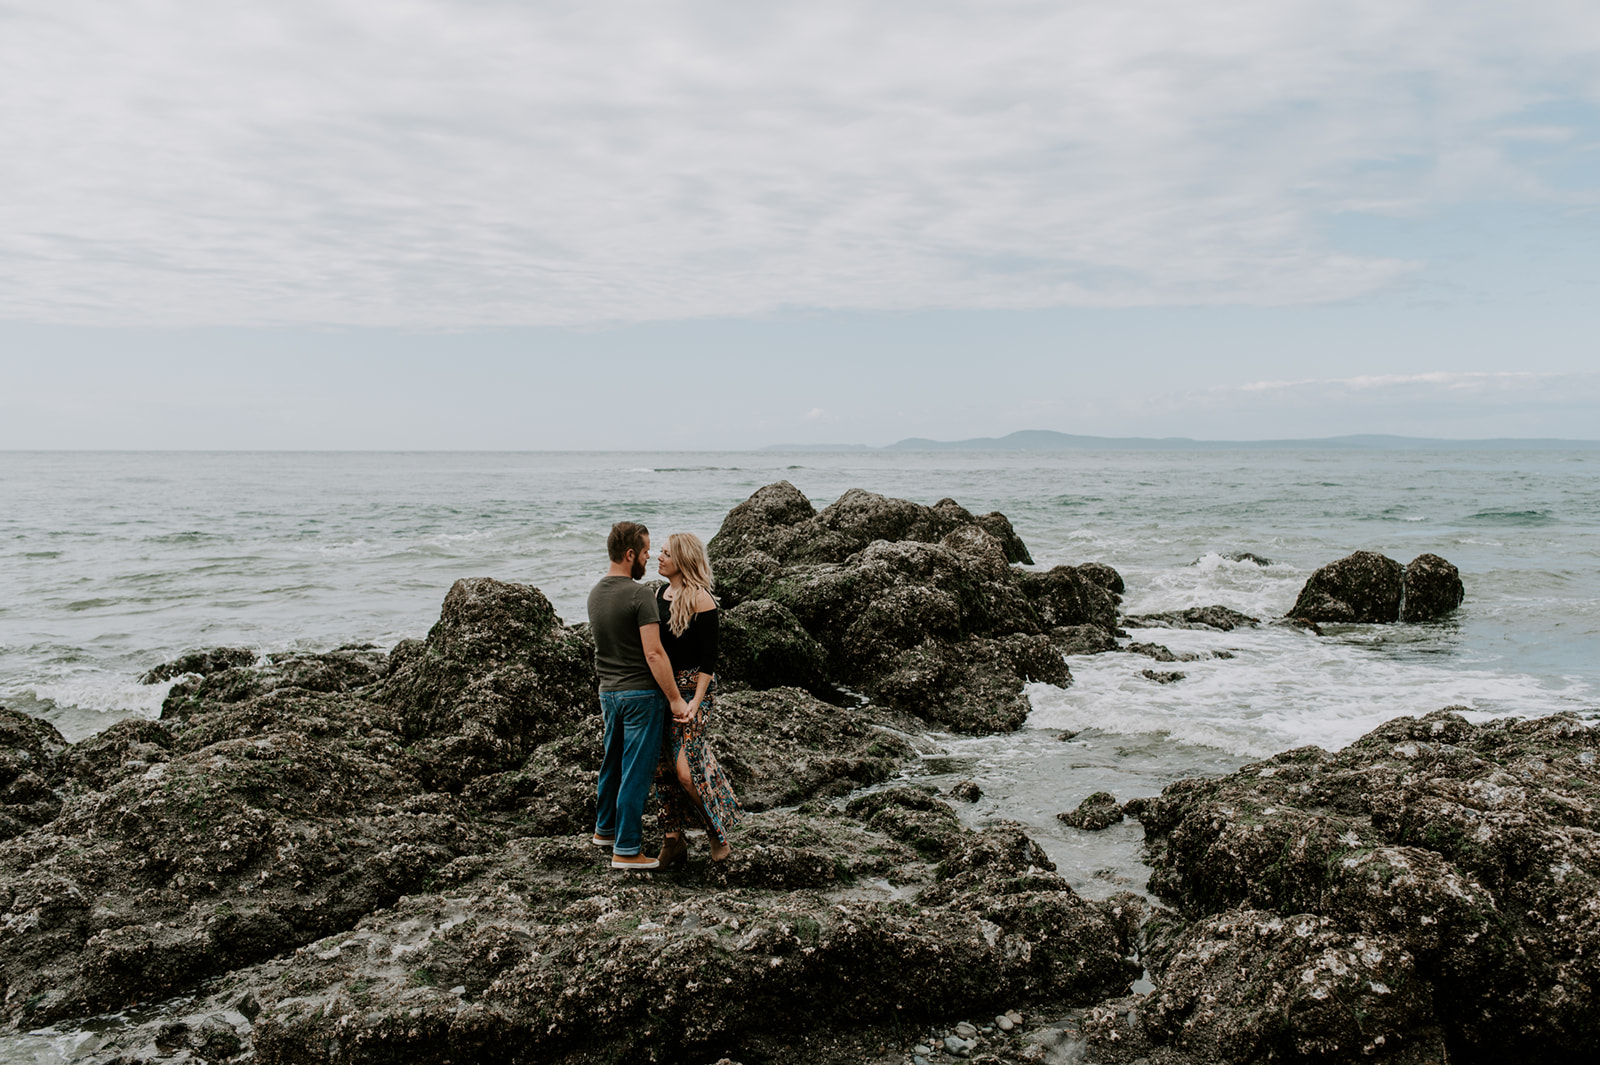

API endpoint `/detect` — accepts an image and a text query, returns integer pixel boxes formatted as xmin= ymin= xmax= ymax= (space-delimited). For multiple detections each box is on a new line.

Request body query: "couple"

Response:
xmin=587 ymin=521 xmax=741 ymax=870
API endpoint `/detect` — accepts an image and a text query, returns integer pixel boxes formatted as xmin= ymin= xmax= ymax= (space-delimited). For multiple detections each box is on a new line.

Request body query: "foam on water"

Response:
xmin=6 ymin=675 xmax=179 ymax=741
xmin=1027 ymin=624 xmax=1595 ymax=759
xmin=1120 ymin=552 xmax=1302 ymax=619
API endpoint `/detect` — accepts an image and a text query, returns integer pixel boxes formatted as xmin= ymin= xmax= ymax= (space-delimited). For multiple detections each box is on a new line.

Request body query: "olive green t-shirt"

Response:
xmin=586 ymin=576 xmax=662 ymax=692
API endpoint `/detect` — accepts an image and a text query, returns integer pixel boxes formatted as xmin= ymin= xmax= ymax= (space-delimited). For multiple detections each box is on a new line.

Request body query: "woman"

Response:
xmin=653 ymin=532 xmax=741 ymax=865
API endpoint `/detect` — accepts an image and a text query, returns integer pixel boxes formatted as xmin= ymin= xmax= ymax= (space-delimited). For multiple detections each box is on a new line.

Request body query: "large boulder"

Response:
xmin=709 ymin=482 xmax=1033 ymax=566
xmin=377 ymin=578 xmax=598 ymax=790
xmin=1288 ymin=550 xmax=1405 ymax=623
xmin=706 ymin=485 xmax=1120 ymax=733
xmin=1133 ymin=709 xmax=1600 ymax=1062
xmin=1402 ymin=552 xmax=1465 ymax=621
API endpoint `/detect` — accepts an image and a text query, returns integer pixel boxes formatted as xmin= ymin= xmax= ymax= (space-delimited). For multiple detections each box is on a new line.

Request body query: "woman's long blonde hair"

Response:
xmin=667 ymin=532 xmax=717 ymax=637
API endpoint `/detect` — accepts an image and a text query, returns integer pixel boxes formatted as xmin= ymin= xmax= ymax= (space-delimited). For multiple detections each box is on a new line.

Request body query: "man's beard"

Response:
xmin=631 ymin=557 xmax=646 ymax=579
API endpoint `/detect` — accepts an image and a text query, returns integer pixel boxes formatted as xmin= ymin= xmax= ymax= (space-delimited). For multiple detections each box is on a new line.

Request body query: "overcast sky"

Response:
xmin=3 ymin=0 xmax=1598 ymax=448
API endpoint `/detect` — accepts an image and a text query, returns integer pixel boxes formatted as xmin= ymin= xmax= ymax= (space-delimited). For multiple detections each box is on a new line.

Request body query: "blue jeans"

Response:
xmin=595 ymin=689 xmax=667 ymax=856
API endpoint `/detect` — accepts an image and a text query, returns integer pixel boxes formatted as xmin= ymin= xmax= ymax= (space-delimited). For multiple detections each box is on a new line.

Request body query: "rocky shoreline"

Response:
xmin=0 ymin=484 xmax=1591 ymax=1065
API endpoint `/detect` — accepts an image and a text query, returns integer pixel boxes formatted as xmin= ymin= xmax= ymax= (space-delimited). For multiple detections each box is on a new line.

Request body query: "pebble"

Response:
xmin=996 ymin=1015 xmax=1014 ymax=1031
xmin=955 ymin=1022 xmax=978 ymax=1038
xmin=913 ymin=1046 xmax=931 ymax=1057
xmin=944 ymin=1035 xmax=971 ymax=1056
xmin=914 ymin=1057 xmax=930 ymax=1065
xmin=1007 ymin=1010 xmax=1024 ymax=1024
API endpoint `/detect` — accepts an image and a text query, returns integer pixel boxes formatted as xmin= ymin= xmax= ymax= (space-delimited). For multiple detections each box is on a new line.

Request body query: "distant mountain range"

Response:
xmin=765 ymin=430 xmax=1600 ymax=452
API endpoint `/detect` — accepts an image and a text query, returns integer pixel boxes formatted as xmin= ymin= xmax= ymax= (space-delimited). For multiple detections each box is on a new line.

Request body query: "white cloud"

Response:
xmin=2 ymin=0 xmax=1599 ymax=326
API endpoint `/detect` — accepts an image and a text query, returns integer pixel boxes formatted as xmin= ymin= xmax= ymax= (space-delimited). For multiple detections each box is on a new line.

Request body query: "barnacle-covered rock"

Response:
xmin=377 ymin=578 xmax=598 ymax=789
xmin=1136 ymin=708 xmax=1600 ymax=1061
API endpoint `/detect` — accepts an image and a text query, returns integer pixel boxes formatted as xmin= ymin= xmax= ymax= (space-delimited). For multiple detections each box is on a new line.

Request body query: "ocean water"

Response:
xmin=0 ymin=448 xmax=1596 ymax=1057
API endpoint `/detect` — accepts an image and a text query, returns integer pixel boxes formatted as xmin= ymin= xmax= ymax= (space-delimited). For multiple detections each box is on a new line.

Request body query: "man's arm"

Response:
xmin=640 ymin=623 xmax=692 ymax=722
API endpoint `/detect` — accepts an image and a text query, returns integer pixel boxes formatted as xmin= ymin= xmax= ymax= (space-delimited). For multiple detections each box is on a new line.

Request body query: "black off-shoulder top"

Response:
xmin=655 ymin=584 xmax=718 ymax=676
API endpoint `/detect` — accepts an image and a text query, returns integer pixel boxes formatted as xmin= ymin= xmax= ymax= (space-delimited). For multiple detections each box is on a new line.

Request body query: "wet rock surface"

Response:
xmin=1057 ymin=792 xmax=1125 ymax=831
xmin=1123 ymin=605 xmax=1259 ymax=631
xmin=47 ymin=804 xmax=1140 ymax=1065
xmin=141 ymin=648 xmax=259 ymax=685
xmin=1290 ymin=550 xmax=1465 ymax=625
xmin=1132 ymin=708 xmax=1600 ymax=1063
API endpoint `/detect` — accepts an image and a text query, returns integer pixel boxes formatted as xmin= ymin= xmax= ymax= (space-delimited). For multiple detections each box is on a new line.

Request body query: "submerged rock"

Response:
xmin=949 ymin=779 xmax=983 ymax=802
xmin=1125 ymin=641 xmax=1198 ymax=663
xmin=1123 ymin=605 xmax=1259 ymax=631
xmin=1136 ymin=708 xmax=1600 ymax=1062
xmin=1057 ymin=792 xmax=1124 ymax=831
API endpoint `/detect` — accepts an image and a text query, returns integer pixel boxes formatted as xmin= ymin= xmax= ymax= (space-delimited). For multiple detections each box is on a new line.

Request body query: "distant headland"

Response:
xmin=765 ymin=430 xmax=1600 ymax=451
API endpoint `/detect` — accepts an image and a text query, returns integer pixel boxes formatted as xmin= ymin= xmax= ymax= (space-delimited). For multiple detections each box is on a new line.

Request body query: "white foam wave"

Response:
xmin=19 ymin=675 xmax=176 ymax=720
xmin=1028 ymin=625 xmax=1594 ymax=759
xmin=1119 ymin=557 xmax=1305 ymax=620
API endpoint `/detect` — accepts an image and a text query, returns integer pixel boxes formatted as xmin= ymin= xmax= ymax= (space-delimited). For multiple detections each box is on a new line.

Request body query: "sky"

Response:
xmin=2 ymin=0 xmax=1598 ymax=449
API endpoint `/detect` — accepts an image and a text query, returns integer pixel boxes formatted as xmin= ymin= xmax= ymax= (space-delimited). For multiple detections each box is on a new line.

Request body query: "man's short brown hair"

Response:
xmin=607 ymin=521 xmax=650 ymax=563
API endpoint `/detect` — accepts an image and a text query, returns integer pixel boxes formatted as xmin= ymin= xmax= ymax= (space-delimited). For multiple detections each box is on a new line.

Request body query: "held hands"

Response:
xmin=670 ymin=697 xmax=693 ymax=723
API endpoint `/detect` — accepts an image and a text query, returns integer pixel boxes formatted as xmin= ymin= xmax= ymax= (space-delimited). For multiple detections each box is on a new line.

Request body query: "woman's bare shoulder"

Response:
xmin=695 ymin=590 xmax=717 ymax=612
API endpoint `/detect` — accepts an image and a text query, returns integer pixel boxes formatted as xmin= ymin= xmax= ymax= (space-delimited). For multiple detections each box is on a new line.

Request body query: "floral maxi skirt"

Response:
xmin=656 ymin=668 xmax=741 ymax=844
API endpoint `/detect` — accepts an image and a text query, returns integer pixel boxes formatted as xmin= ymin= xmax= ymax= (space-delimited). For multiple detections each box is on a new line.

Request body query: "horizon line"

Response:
xmin=5 ymin=432 xmax=1600 ymax=455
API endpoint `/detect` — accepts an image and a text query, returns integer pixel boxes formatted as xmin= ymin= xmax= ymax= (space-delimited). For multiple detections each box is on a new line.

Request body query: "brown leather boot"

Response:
xmin=658 ymin=835 xmax=689 ymax=868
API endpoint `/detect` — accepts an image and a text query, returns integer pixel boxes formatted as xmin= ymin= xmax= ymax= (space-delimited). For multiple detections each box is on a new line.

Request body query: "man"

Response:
xmin=587 ymin=521 xmax=690 ymax=870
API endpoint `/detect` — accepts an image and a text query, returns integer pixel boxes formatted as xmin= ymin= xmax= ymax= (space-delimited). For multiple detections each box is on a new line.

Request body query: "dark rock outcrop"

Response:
xmin=707 ymin=484 xmax=1121 ymax=732
xmin=1133 ymin=708 xmax=1600 ymax=1062
xmin=1289 ymin=550 xmax=1404 ymax=623
xmin=1290 ymin=550 xmax=1465 ymax=624
xmin=1402 ymin=552 xmax=1466 ymax=621
xmin=2 ymin=570 xmax=1147 ymax=1061
xmin=1050 ymin=624 xmax=1120 ymax=655
xmin=160 ymin=646 xmax=388 ymax=721
xmin=708 ymin=481 xmax=1034 ymax=567
xmin=58 ymin=805 xmax=1139 ymax=1065
xmin=377 ymin=579 xmax=598 ymax=790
